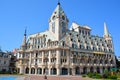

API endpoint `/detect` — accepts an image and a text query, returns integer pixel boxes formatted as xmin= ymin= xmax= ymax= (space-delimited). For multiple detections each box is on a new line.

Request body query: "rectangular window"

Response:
xmin=61 ymin=50 xmax=63 ymax=56
xmin=79 ymin=30 xmax=81 ymax=33
xmin=64 ymin=50 xmax=66 ymax=56
xmin=4 ymin=61 xmax=6 ymax=64
xmin=82 ymin=30 xmax=84 ymax=34
xmin=52 ymin=22 xmax=55 ymax=33
xmin=72 ymin=44 xmax=74 ymax=48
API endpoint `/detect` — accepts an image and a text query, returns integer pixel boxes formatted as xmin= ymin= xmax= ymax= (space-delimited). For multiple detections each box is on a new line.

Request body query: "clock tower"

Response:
xmin=49 ymin=2 xmax=69 ymax=41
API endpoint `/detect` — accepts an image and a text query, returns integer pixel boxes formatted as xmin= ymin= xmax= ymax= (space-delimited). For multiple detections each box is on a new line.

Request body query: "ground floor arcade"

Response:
xmin=17 ymin=66 xmax=115 ymax=75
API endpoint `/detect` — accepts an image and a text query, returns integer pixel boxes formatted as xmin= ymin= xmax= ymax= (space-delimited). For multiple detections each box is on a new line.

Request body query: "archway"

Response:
xmin=37 ymin=68 xmax=42 ymax=74
xmin=108 ymin=67 xmax=111 ymax=72
xmin=25 ymin=67 xmax=29 ymax=74
xmin=44 ymin=68 xmax=48 ymax=75
xmin=103 ymin=67 xmax=105 ymax=73
xmin=61 ymin=67 xmax=68 ymax=75
xmin=90 ymin=67 xmax=94 ymax=73
xmin=97 ymin=67 xmax=100 ymax=73
xmin=83 ymin=67 xmax=87 ymax=74
xmin=51 ymin=68 xmax=57 ymax=75
xmin=75 ymin=67 xmax=80 ymax=75
xmin=17 ymin=68 xmax=20 ymax=73
xmin=31 ymin=68 xmax=35 ymax=74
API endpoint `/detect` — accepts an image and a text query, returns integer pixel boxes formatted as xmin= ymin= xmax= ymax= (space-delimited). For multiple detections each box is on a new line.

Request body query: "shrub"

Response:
xmin=95 ymin=73 xmax=102 ymax=79
xmin=87 ymin=72 xmax=93 ymax=78
xmin=117 ymin=73 xmax=120 ymax=78
xmin=108 ymin=75 xmax=117 ymax=79
xmin=82 ymin=75 xmax=86 ymax=77
xmin=0 ymin=71 xmax=10 ymax=74
xmin=102 ymin=73 xmax=108 ymax=78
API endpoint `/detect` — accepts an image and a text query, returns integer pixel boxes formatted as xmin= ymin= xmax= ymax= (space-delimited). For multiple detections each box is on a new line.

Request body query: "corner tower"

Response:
xmin=103 ymin=22 xmax=114 ymax=51
xmin=49 ymin=2 xmax=69 ymax=40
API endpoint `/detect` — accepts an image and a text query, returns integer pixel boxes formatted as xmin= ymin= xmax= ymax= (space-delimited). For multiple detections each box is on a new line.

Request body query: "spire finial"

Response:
xmin=58 ymin=0 xmax=60 ymax=5
xmin=24 ymin=27 xmax=27 ymax=36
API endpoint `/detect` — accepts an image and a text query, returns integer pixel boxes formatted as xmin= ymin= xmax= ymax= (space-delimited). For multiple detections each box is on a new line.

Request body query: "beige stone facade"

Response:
xmin=16 ymin=2 xmax=116 ymax=75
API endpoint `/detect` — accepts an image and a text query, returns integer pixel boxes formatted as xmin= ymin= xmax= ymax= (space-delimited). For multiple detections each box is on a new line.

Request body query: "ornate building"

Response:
xmin=16 ymin=2 xmax=116 ymax=75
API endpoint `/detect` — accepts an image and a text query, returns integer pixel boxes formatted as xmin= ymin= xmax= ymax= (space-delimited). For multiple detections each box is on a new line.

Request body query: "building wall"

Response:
xmin=16 ymin=40 xmax=116 ymax=75
xmin=0 ymin=52 xmax=10 ymax=72
xmin=16 ymin=3 xmax=116 ymax=75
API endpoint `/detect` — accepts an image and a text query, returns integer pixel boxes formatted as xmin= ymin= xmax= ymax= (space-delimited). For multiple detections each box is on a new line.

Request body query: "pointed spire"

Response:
xmin=22 ymin=27 xmax=27 ymax=46
xmin=49 ymin=1 xmax=68 ymax=20
xmin=104 ymin=22 xmax=110 ymax=37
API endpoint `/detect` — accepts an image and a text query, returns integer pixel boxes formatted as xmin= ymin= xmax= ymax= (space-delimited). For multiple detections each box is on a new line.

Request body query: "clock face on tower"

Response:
xmin=62 ymin=22 xmax=66 ymax=33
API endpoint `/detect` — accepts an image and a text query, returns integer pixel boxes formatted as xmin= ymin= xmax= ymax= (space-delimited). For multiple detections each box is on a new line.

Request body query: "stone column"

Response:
xmin=42 ymin=51 xmax=44 ymax=65
xmin=49 ymin=68 xmax=51 ymax=75
xmin=94 ymin=67 xmax=96 ymax=73
xmin=72 ymin=68 xmax=75 ymax=75
xmin=67 ymin=50 xmax=70 ymax=75
xmin=56 ymin=50 xmax=60 ymax=65
xmin=29 ymin=67 xmax=31 ymax=74
xmin=35 ymin=68 xmax=37 ymax=74
xmin=100 ymin=67 xmax=103 ymax=74
xmin=42 ymin=68 xmax=44 ymax=75
xmin=29 ymin=52 xmax=32 ymax=74
xmin=20 ymin=66 xmax=23 ymax=74
xmin=87 ymin=67 xmax=90 ymax=73
xmin=57 ymin=68 xmax=60 ymax=75
xmin=48 ymin=50 xmax=51 ymax=65
xmin=80 ymin=67 xmax=83 ymax=74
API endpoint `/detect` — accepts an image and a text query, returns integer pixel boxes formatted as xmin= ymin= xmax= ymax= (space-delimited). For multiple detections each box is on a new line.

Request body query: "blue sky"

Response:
xmin=0 ymin=0 xmax=120 ymax=56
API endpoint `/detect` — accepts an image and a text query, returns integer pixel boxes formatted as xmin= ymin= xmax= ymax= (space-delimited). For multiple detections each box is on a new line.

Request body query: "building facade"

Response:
xmin=16 ymin=2 xmax=116 ymax=75
xmin=0 ymin=51 xmax=10 ymax=72
xmin=0 ymin=49 xmax=16 ymax=72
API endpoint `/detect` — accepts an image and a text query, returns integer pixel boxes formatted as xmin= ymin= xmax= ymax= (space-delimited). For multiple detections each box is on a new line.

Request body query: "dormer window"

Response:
xmin=62 ymin=16 xmax=65 ymax=20
xmin=52 ymin=16 xmax=56 ymax=20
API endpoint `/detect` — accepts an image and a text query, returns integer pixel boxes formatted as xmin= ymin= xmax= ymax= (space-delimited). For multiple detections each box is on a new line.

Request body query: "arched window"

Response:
xmin=52 ymin=16 xmax=56 ymax=20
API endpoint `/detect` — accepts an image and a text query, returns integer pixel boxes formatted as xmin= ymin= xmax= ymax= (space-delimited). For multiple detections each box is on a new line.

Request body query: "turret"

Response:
xmin=49 ymin=2 xmax=69 ymax=40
